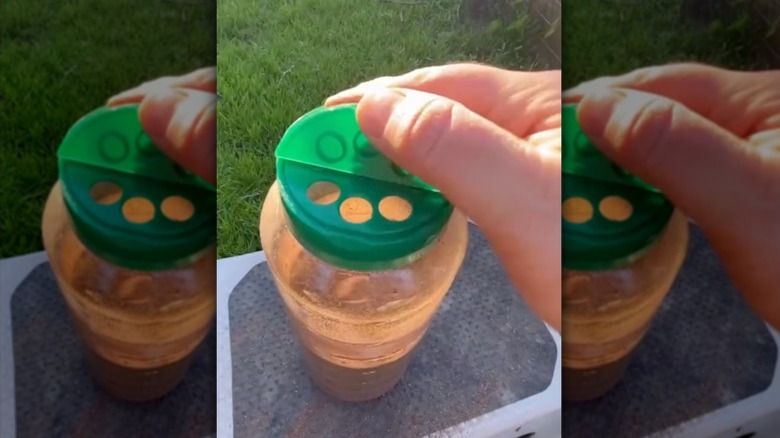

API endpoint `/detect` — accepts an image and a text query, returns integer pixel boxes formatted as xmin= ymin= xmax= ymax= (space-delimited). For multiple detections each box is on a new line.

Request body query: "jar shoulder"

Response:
xmin=43 ymin=181 xmax=215 ymax=306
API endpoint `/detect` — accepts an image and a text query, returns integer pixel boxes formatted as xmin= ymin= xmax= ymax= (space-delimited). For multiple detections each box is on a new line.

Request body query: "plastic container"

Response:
xmin=41 ymin=105 xmax=217 ymax=402
xmin=260 ymin=104 xmax=469 ymax=402
xmin=561 ymin=104 xmax=689 ymax=402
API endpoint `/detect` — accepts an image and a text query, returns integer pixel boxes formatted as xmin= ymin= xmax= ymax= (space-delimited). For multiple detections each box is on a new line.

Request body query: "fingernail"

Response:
xmin=577 ymin=87 xmax=627 ymax=147
xmin=323 ymin=92 xmax=351 ymax=107
xmin=561 ymin=87 xmax=580 ymax=99
xmin=106 ymin=91 xmax=133 ymax=107
xmin=357 ymin=88 xmax=406 ymax=142
xmin=139 ymin=88 xmax=188 ymax=141
xmin=563 ymin=77 xmax=614 ymax=102
xmin=324 ymin=82 xmax=375 ymax=106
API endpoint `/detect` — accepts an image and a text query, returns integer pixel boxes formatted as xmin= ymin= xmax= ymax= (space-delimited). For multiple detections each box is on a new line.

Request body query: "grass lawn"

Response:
xmin=563 ymin=0 xmax=776 ymax=89
xmin=216 ymin=0 xmax=551 ymax=257
xmin=0 ymin=0 xmax=214 ymax=258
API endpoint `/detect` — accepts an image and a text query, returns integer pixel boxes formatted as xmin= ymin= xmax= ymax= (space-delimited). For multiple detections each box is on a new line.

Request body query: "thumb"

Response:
xmin=139 ymin=87 xmax=216 ymax=186
xmin=576 ymin=87 xmax=753 ymax=231
xmin=355 ymin=87 xmax=560 ymax=234
xmin=355 ymin=87 xmax=561 ymax=331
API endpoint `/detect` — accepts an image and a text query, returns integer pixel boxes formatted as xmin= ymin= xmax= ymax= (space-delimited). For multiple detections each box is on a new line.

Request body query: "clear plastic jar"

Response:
xmin=42 ymin=181 xmax=216 ymax=402
xmin=562 ymin=209 xmax=689 ymax=401
xmin=260 ymin=181 xmax=468 ymax=402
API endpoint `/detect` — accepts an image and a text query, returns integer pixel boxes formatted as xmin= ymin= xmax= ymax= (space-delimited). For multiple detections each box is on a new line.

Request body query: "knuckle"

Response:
xmin=631 ymin=63 xmax=715 ymax=89
xmin=399 ymin=97 xmax=456 ymax=170
xmin=361 ymin=75 xmax=393 ymax=88
xmin=198 ymin=66 xmax=216 ymax=78
xmin=406 ymin=65 xmax=443 ymax=87
xmin=622 ymin=97 xmax=678 ymax=169
xmin=141 ymin=76 xmax=175 ymax=93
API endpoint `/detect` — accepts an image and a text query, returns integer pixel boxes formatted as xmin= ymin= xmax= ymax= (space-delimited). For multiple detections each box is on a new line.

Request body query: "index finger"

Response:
xmin=325 ymin=63 xmax=561 ymax=137
xmin=564 ymin=63 xmax=731 ymax=105
xmin=564 ymin=63 xmax=775 ymax=133
xmin=107 ymin=67 xmax=216 ymax=107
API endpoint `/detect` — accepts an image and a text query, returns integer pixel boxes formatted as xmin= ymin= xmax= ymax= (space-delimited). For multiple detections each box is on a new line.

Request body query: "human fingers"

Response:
xmin=107 ymin=67 xmax=216 ymax=107
xmin=355 ymin=87 xmax=561 ymax=330
xmin=326 ymin=63 xmax=561 ymax=136
xmin=138 ymin=87 xmax=217 ymax=185
xmin=565 ymin=64 xmax=778 ymax=135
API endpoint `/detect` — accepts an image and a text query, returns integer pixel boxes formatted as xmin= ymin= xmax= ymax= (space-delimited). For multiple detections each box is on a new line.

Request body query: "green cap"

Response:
xmin=57 ymin=105 xmax=216 ymax=271
xmin=562 ymin=104 xmax=673 ymax=270
xmin=275 ymin=104 xmax=453 ymax=271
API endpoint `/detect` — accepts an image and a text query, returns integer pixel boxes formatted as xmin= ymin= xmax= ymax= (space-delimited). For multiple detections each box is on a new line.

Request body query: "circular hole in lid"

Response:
xmin=353 ymin=131 xmax=379 ymax=158
xmin=574 ymin=132 xmax=595 ymax=155
xmin=161 ymin=196 xmax=195 ymax=221
xmin=339 ymin=197 xmax=373 ymax=224
xmin=599 ymin=196 xmax=633 ymax=222
xmin=99 ymin=133 xmax=130 ymax=163
xmin=379 ymin=196 xmax=412 ymax=221
xmin=562 ymin=197 xmax=593 ymax=224
xmin=90 ymin=182 xmax=123 ymax=205
xmin=136 ymin=131 xmax=159 ymax=156
xmin=306 ymin=182 xmax=341 ymax=205
xmin=122 ymin=197 xmax=155 ymax=224
xmin=316 ymin=133 xmax=347 ymax=163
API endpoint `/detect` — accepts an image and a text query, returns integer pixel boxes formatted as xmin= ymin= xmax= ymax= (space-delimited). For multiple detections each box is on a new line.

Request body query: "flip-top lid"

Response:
xmin=275 ymin=104 xmax=453 ymax=271
xmin=58 ymin=105 xmax=216 ymax=271
xmin=562 ymin=104 xmax=674 ymax=270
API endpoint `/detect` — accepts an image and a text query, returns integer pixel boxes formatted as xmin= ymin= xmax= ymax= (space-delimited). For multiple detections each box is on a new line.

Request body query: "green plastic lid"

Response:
xmin=57 ymin=104 xmax=216 ymax=271
xmin=562 ymin=103 xmax=674 ymax=270
xmin=275 ymin=104 xmax=453 ymax=271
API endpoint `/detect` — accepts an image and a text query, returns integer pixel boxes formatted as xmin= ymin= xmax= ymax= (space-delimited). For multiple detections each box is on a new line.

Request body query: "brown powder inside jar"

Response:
xmin=262 ymin=181 xmax=468 ymax=401
xmin=562 ymin=210 xmax=689 ymax=401
xmin=44 ymin=182 xmax=216 ymax=401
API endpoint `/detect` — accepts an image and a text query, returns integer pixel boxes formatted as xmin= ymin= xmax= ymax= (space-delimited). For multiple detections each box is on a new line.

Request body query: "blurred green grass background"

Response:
xmin=563 ymin=0 xmax=777 ymax=88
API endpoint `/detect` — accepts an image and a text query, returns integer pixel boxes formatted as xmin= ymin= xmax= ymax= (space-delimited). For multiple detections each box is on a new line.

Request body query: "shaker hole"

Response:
xmin=122 ymin=197 xmax=155 ymax=224
xmin=562 ymin=197 xmax=593 ymax=224
xmin=339 ymin=197 xmax=373 ymax=224
xmin=379 ymin=196 xmax=412 ymax=221
xmin=161 ymin=196 xmax=195 ymax=221
xmin=90 ymin=182 xmax=123 ymax=205
xmin=599 ymin=196 xmax=633 ymax=222
xmin=307 ymin=181 xmax=341 ymax=205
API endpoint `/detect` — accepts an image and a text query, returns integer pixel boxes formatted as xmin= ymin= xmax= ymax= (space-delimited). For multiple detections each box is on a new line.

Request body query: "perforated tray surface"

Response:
xmin=11 ymin=263 xmax=217 ymax=438
xmin=229 ymin=224 xmax=557 ymax=438
xmin=562 ymin=226 xmax=778 ymax=437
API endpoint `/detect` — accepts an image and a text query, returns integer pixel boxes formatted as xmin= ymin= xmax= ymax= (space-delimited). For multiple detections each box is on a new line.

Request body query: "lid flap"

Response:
xmin=57 ymin=105 xmax=216 ymax=271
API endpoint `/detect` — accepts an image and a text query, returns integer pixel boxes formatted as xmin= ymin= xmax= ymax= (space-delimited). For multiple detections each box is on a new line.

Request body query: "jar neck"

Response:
xmin=63 ymin=201 xmax=212 ymax=272
xmin=287 ymin=221 xmax=441 ymax=272
xmin=279 ymin=191 xmax=449 ymax=272
xmin=563 ymin=224 xmax=668 ymax=272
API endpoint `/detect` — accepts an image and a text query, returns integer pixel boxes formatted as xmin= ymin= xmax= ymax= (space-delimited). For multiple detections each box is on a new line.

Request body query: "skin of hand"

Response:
xmin=564 ymin=63 xmax=780 ymax=331
xmin=326 ymin=63 xmax=562 ymax=332
xmin=107 ymin=67 xmax=217 ymax=186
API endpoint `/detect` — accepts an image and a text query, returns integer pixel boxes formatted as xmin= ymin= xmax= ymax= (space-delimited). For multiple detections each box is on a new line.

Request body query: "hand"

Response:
xmin=327 ymin=63 xmax=562 ymax=331
xmin=565 ymin=63 xmax=780 ymax=330
xmin=107 ymin=67 xmax=217 ymax=185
